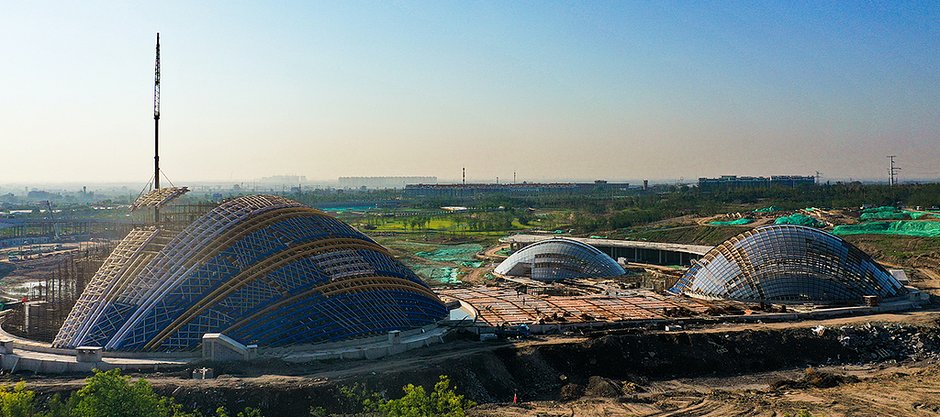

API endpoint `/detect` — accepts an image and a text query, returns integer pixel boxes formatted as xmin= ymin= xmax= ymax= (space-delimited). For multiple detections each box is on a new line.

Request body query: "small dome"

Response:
xmin=495 ymin=238 xmax=625 ymax=281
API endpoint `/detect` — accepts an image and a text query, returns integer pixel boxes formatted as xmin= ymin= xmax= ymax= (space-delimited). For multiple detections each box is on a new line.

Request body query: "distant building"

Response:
xmin=258 ymin=175 xmax=307 ymax=184
xmin=338 ymin=176 xmax=437 ymax=189
xmin=26 ymin=190 xmax=61 ymax=200
xmin=403 ymin=180 xmax=629 ymax=197
xmin=698 ymin=175 xmax=815 ymax=190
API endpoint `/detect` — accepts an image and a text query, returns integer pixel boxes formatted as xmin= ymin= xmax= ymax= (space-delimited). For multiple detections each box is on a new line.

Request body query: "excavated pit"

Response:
xmin=146 ymin=320 xmax=940 ymax=416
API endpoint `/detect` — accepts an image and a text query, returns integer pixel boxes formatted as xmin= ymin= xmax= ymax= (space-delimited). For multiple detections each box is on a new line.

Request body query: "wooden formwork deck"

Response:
xmin=439 ymin=287 xmax=714 ymax=326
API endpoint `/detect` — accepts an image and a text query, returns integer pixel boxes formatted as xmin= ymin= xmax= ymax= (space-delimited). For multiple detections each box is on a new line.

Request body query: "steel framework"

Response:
xmin=670 ymin=225 xmax=904 ymax=303
xmin=495 ymin=237 xmax=626 ymax=281
xmin=130 ymin=187 xmax=190 ymax=211
xmin=54 ymin=195 xmax=446 ymax=351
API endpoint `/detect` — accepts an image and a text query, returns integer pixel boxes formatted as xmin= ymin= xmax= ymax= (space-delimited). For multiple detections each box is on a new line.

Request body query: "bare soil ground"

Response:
xmin=470 ymin=361 xmax=940 ymax=417
xmin=845 ymin=235 xmax=940 ymax=294
xmin=480 ymin=243 xmax=509 ymax=260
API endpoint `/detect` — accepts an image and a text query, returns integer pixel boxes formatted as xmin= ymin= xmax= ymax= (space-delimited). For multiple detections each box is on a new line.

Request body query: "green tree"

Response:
xmin=378 ymin=375 xmax=475 ymax=417
xmin=0 ymin=372 xmax=268 ymax=417
xmin=67 ymin=369 xmax=194 ymax=417
xmin=213 ymin=407 xmax=264 ymax=417
xmin=0 ymin=382 xmax=37 ymax=417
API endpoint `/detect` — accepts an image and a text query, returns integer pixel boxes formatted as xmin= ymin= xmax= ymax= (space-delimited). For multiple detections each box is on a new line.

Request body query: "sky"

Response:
xmin=1 ymin=1 xmax=938 ymax=185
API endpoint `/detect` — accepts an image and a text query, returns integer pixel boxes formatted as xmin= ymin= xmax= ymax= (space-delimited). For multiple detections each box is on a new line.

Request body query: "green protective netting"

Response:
xmin=860 ymin=211 xmax=910 ymax=221
xmin=409 ymin=265 xmax=462 ymax=284
xmin=855 ymin=206 xmax=936 ymax=221
xmin=832 ymin=221 xmax=940 ymax=237
xmin=753 ymin=206 xmax=780 ymax=213
xmin=862 ymin=206 xmax=900 ymax=214
xmin=907 ymin=211 xmax=939 ymax=220
xmin=709 ymin=218 xmax=753 ymax=226
xmin=414 ymin=243 xmax=483 ymax=263
xmin=774 ymin=213 xmax=822 ymax=227
xmin=410 ymin=243 xmax=485 ymax=284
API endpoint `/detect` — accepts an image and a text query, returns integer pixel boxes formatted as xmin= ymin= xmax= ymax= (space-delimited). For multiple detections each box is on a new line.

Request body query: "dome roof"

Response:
xmin=54 ymin=195 xmax=446 ymax=351
xmin=495 ymin=238 xmax=625 ymax=281
xmin=669 ymin=225 xmax=904 ymax=303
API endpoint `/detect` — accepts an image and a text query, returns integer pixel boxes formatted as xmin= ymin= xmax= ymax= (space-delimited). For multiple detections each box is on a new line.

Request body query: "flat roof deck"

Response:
xmin=439 ymin=287 xmax=714 ymax=327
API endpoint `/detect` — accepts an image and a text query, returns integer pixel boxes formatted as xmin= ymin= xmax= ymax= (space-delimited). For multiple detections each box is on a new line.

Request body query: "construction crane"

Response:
xmin=153 ymin=33 xmax=161 ymax=224
xmin=129 ymin=34 xmax=189 ymax=223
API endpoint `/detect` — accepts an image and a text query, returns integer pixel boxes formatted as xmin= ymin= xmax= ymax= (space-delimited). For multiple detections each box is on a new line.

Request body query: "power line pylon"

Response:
xmin=887 ymin=155 xmax=900 ymax=186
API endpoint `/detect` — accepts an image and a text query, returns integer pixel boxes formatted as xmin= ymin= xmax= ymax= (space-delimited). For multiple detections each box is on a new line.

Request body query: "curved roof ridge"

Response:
xmin=54 ymin=195 xmax=447 ymax=351
xmin=672 ymin=225 xmax=904 ymax=304
xmin=525 ymin=236 xmax=610 ymax=253
xmin=495 ymin=236 xmax=625 ymax=281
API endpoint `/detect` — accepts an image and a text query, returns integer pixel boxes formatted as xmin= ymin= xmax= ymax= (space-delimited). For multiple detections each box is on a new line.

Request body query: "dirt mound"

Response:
xmin=771 ymin=367 xmax=860 ymax=390
xmin=583 ymin=376 xmax=622 ymax=397
xmin=558 ymin=383 xmax=583 ymax=401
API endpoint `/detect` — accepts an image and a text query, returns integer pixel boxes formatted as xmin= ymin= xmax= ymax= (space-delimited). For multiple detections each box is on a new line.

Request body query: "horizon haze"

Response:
xmin=1 ymin=1 xmax=937 ymax=184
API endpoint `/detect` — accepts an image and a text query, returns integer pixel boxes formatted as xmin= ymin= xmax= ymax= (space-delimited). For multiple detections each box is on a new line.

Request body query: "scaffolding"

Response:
xmin=2 ymin=241 xmax=114 ymax=341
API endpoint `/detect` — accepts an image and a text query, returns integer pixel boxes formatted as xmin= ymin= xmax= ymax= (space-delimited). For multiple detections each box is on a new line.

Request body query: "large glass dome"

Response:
xmin=54 ymin=195 xmax=446 ymax=351
xmin=669 ymin=225 xmax=904 ymax=304
xmin=495 ymin=238 xmax=626 ymax=281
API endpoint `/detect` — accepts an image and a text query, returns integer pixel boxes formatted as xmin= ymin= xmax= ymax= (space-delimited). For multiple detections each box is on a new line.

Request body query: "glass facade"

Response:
xmin=495 ymin=238 xmax=626 ymax=281
xmin=670 ymin=225 xmax=904 ymax=304
xmin=54 ymin=195 xmax=447 ymax=351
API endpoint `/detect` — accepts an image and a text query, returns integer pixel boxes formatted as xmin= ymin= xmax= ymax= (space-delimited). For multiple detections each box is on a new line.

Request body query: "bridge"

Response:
xmin=501 ymin=234 xmax=712 ymax=267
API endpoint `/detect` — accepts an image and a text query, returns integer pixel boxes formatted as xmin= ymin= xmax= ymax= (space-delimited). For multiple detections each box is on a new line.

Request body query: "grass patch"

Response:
xmin=842 ymin=234 xmax=940 ymax=261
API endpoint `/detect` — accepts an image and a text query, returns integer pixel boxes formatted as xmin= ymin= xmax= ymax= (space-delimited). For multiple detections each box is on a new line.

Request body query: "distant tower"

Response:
xmin=887 ymin=156 xmax=900 ymax=186
xmin=462 ymin=167 xmax=465 ymax=186
xmin=153 ymin=33 xmax=161 ymax=223
xmin=513 ymin=171 xmax=516 ymax=184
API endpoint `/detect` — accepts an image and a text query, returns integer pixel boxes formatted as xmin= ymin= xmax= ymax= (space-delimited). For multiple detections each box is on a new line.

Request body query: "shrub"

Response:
xmin=0 ymin=382 xmax=37 ymax=417
xmin=67 ymin=369 xmax=194 ymax=417
xmin=378 ymin=375 xmax=475 ymax=417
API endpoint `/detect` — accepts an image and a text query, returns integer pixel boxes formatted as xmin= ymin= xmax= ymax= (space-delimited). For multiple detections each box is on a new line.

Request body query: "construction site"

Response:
xmin=2 ymin=183 xmax=938 ymax=415
xmin=1 ymin=33 xmax=939 ymax=417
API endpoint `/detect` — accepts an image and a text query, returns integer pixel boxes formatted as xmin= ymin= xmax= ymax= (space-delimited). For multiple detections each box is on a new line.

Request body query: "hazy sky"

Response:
xmin=1 ymin=1 xmax=937 ymax=184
